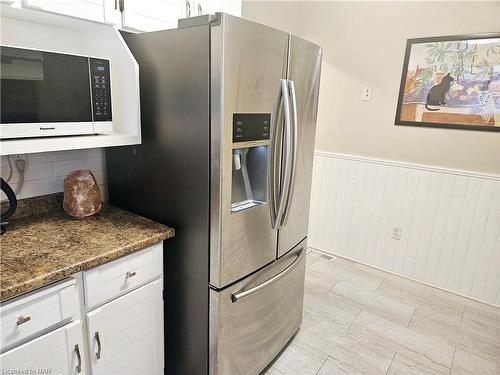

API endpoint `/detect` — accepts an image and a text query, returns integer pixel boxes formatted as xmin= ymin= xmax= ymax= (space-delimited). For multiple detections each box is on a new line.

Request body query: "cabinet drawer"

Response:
xmin=1 ymin=320 xmax=85 ymax=375
xmin=84 ymin=242 xmax=163 ymax=308
xmin=1 ymin=278 xmax=78 ymax=351
xmin=210 ymin=242 xmax=306 ymax=375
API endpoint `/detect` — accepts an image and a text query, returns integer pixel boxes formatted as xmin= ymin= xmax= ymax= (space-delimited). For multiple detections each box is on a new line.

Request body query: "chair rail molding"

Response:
xmin=314 ymin=151 xmax=500 ymax=181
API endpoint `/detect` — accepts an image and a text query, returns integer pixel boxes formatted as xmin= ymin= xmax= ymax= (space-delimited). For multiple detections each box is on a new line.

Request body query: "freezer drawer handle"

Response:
xmin=231 ymin=248 xmax=304 ymax=303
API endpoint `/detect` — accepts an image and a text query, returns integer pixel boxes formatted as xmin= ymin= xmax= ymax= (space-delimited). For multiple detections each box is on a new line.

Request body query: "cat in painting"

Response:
xmin=425 ymin=73 xmax=455 ymax=111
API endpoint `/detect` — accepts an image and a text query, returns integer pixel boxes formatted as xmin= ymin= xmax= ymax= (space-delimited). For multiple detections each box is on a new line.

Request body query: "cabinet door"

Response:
xmin=193 ymin=0 xmax=241 ymax=17
xmin=103 ymin=0 xmax=122 ymax=25
xmin=194 ymin=0 xmax=207 ymax=16
xmin=121 ymin=0 xmax=184 ymax=31
xmin=23 ymin=0 xmax=106 ymax=22
xmin=210 ymin=0 xmax=241 ymax=16
xmin=0 ymin=321 xmax=86 ymax=375
xmin=86 ymin=279 xmax=164 ymax=375
xmin=223 ymin=0 xmax=241 ymax=17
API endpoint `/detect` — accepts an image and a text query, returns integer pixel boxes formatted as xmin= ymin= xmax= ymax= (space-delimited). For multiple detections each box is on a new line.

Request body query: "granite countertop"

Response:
xmin=0 ymin=202 xmax=174 ymax=302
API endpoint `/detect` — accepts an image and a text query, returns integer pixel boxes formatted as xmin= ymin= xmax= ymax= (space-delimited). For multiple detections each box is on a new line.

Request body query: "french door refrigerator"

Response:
xmin=106 ymin=13 xmax=321 ymax=375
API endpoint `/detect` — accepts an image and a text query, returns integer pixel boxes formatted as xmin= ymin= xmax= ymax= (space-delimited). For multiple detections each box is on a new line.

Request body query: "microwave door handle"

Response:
xmin=281 ymin=80 xmax=298 ymax=226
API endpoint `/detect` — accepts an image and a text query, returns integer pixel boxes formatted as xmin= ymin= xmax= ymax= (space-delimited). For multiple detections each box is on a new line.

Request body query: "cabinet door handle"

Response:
xmin=16 ymin=315 xmax=31 ymax=326
xmin=186 ymin=0 xmax=191 ymax=17
xmin=74 ymin=344 xmax=82 ymax=373
xmin=95 ymin=332 xmax=102 ymax=360
xmin=198 ymin=3 xmax=203 ymax=15
xmin=126 ymin=271 xmax=136 ymax=278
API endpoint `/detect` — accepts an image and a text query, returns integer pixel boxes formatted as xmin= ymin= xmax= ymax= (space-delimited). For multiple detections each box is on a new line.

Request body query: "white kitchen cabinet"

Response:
xmin=0 ymin=320 xmax=86 ymax=375
xmin=218 ymin=0 xmax=241 ymax=16
xmin=86 ymin=279 xmax=164 ymax=375
xmin=23 ymin=0 xmax=106 ymax=22
xmin=1 ymin=279 xmax=78 ymax=351
xmin=83 ymin=242 xmax=163 ymax=309
xmin=121 ymin=0 xmax=184 ymax=31
xmin=103 ymin=0 xmax=121 ymax=25
xmin=189 ymin=0 xmax=241 ymax=17
xmin=0 ymin=7 xmax=142 ymax=156
xmin=0 ymin=242 xmax=165 ymax=375
xmin=192 ymin=0 xmax=205 ymax=16
xmin=2 ymin=0 xmax=241 ymax=32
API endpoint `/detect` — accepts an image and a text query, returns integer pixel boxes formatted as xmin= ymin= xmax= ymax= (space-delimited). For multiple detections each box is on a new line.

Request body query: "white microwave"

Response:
xmin=0 ymin=46 xmax=113 ymax=139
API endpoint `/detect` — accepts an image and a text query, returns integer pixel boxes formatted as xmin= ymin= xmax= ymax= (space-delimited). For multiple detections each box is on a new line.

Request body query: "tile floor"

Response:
xmin=264 ymin=251 xmax=500 ymax=375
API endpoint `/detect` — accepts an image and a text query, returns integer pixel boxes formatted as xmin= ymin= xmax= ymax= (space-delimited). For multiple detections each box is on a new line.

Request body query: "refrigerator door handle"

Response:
xmin=281 ymin=80 xmax=298 ymax=226
xmin=268 ymin=81 xmax=282 ymax=229
xmin=269 ymin=79 xmax=291 ymax=229
xmin=231 ymin=247 xmax=304 ymax=302
xmin=276 ymin=80 xmax=293 ymax=229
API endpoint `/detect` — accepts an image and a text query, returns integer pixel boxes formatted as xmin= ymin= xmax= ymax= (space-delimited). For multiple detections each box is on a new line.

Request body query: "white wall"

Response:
xmin=242 ymin=1 xmax=500 ymax=305
xmin=0 ymin=149 xmax=107 ymax=201
xmin=242 ymin=1 xmax=500 ymax=175
xmin=309 ymin=152 xmax=500 ymax=306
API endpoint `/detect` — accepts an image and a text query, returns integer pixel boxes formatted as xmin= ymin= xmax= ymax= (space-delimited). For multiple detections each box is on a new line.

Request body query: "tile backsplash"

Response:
xmin=0 ymin=148 xmax=107 ymax=201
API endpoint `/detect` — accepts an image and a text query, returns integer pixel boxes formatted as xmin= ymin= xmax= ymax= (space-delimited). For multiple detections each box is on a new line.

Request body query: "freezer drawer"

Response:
xmin=209 ymin=240 xmax=306 ymax=375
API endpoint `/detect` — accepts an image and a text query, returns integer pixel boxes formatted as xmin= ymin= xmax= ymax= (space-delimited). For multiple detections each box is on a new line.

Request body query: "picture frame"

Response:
xmin=395 ymin=33 xmax=500 ymax=132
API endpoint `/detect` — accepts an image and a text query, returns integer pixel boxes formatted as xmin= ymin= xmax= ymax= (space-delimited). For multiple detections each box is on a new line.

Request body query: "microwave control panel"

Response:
xmin=232 ymin=113 xmax=271 ymax=143
xmin=90 ymin=58 xmax=112 ymax=122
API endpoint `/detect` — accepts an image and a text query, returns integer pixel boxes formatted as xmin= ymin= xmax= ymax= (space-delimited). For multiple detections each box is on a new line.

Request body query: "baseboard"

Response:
xmin=308 ymin=245 xmax=500 ymax=309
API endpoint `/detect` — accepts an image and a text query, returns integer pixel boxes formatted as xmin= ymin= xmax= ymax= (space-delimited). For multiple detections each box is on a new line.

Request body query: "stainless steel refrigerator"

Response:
xmin=106 ymin=13 xmax=322 ymax=375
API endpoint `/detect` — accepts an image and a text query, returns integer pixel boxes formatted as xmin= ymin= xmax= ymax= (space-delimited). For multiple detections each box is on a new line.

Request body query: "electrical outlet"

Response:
xmin=392 ymin=226 xmax=402 ymax=240
xmin=362 ymin=86 xmax=372 ymax=101
xmin=14 ymin=154 xmax=28 ymax=171
xmin=15 ymin=154 xmax=28 ymax=161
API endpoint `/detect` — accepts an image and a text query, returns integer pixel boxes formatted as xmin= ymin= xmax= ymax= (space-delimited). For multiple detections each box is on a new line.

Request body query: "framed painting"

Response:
xmin=395 ymin=33 xmax=500 ymax=132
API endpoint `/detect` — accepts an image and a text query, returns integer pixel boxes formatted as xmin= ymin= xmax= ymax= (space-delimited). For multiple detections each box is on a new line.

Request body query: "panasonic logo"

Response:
xmin=40 ymin=127 xmax=56 ymax=130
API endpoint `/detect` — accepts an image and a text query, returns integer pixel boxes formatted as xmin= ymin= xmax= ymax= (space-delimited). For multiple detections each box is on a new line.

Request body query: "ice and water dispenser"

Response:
xmin=231 ymin=113 xmax=271 ymax=213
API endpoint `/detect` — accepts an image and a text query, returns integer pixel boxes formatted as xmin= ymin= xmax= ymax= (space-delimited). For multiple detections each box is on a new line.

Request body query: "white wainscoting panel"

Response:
xmin=0 ymin=148 xmax=107 ymax=201
xmin=308 ymin=152 xmax=500 ymax=306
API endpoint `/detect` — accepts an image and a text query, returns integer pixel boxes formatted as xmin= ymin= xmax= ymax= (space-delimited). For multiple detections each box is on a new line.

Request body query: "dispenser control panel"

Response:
xmin=232 ymin=113 xmax=271 ymax=143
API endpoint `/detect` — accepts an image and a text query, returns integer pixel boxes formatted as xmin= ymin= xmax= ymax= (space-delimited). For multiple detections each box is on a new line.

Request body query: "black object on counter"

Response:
xmin=1 ymin=178 xmax=17 ymax=235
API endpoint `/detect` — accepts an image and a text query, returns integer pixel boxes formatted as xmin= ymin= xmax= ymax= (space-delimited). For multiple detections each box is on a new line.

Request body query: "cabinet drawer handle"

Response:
xmin=74 ymin=344 xmax=82 ymax=373
xmin=126 ymin=271 xmax=136 ymax=278
xmin=95 ymin=331 xmax=102 ymax=360
xmin=16 ymin=315 xmax=31 ymax=326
